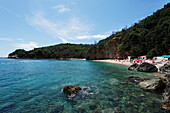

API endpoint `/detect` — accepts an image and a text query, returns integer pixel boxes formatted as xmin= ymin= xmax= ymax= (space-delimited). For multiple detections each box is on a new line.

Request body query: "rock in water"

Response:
xmin=63 ymin=85 xmax=82 ymax=96
xmin=159 ymin=63 xmax=170 ymax=74
xmin=139 ymin=78 xmax=167 ymax=93
xmin=128 ymin=63 xmax=139 ymax=71
xmin=161 ymin=76 xmax=170 ymax=111
xmin=137 ymin=62 xmax=158 ymax=72
xmin=127 ymin=76 xmax=146 ymax=84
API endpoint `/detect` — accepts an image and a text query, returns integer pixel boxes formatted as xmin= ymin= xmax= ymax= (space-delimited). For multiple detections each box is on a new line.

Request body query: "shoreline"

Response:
xmin=94 ymin=59 xmax=167 ymax=79
xmin=94 ymin=59 xmax=132 ymax=67
xmin=7 ymin=57 xmax=86 ymax=60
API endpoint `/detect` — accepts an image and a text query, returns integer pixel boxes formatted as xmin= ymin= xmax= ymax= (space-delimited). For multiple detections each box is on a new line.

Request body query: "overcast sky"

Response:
xmin=0 ymin=0 xmax=169 ymax=57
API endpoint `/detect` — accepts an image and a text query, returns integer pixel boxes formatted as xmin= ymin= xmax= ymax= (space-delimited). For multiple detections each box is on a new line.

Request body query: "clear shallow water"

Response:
xmin=0 ymin=58 xmax=167 ymax=113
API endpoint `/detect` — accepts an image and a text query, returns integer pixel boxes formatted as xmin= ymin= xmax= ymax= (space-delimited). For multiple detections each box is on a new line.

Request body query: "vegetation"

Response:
xmin=9 ymin=43 xmax=92 ymax=59
xmin=87 ymin=3 xmax=170 ymax=59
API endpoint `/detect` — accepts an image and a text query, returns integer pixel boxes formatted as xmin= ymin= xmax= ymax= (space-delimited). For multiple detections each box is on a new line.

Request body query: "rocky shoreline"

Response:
xmin=128 ymin=62 xmax=170 ymax=111
xmin=62 ymin=61 xmax=170 ymax=112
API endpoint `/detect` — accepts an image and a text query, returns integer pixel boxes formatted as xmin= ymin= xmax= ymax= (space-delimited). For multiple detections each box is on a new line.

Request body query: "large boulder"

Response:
xmin=139 ymin=78 xmax=167 ymax=93
xmin=128 ymin=63 xmax=139 ymax=71
xmin=63 ymin=85 xmax=82 ymax=96
xmin=137 ymin=62 xmax=158 ymax=72
xmin=159 ymin=63 xmax=170 ymax=74
xmin=161 ymin=76 xmax=170 ymax=111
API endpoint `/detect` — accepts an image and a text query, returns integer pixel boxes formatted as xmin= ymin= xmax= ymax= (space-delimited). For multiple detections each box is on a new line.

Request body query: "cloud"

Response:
xmin=14 ymin=42 xmax=38 ymax=49
xmin=27 ymin=12 xmax=94 ymax=43
xmin=0 ymin=38 xmax=12 ymax=41
xmin=76 ymin=34 xmax=109 ymax=40
xmin=53 ymin=4 xmax=71 ymax=13
xmin=2 ymin=7 xmax=20 ymax=17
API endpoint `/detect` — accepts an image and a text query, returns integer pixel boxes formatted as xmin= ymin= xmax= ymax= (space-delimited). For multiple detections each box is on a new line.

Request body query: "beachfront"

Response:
xmin=95 ymin=59 xmax=169 ymax=70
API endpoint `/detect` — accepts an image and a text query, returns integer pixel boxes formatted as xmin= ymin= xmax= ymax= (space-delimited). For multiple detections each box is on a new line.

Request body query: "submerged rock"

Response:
xmin=139 ymin=78 xmax=167 ymax=93
xmin=114 ymin=107 xmax=122 ymax=113
xmin=49 ymin=105 xmax=64 ymax=113
xmin=127 ymin=76 xmax=146 ymax=84
xmin=0 ymin=103 xmax=15 ymax=112
xmin=89 ymin=103 xmax=97 ymax=110
xmin=137 ymin=62 xmax=158 ymax=72
xmin=160 ymin=63 xmax=170 ymax=74
xmin=161 ymin=76 xmax=170 ymax=111
xmin=102 ymin=108 xmax=115 ymax=113
xmin=74 ymin=107 xmax=86 ymax=113
xmin=63 ymin=85 xmax=82 ymax=96
xmin=128 ymin=63 xmax=139 ymax=71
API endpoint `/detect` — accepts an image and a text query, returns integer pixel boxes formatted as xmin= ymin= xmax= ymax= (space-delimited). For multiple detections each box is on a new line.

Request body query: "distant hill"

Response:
xmin=8 ymin=43 xmax=92 ymax=59
xmin=86 ymin=3 xmax=170 ymax=60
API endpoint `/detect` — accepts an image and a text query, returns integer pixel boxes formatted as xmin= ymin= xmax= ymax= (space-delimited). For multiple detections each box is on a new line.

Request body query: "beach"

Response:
xmin=94 ymin=59 xmax=169 ymax=78
xmin=94 ymin=59 xmax=132 ymax=67
xmin=94 ymin=59 xmax=168 ymax=68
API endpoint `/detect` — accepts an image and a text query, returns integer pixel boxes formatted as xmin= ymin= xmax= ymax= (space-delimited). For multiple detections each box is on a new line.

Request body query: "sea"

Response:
xmin=0 ymin=58 xmax=168 ymax=113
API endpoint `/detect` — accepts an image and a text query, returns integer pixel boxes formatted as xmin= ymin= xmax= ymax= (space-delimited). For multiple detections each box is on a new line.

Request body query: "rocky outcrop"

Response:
xmin=63 ymin=85 xmax=82 ymax=96
xmin=86 ymin=37 xmax=128 ymax=60
xmin=137 ymin=62 xmax=158 ymax=72
xmin=138 ymin=74 xmax=170 ymax=111
xmin=161 ymin=75 xmax=170 ymax=111
xmin=128 ymin=63 xmax=139 ymax=71
xmin=126 ymin=76 xmax=146 ymax=84
xmin=139 ymin=78 xmax=167 ymax=93
xmin=159 ymin=63 xmax=170 ymax=74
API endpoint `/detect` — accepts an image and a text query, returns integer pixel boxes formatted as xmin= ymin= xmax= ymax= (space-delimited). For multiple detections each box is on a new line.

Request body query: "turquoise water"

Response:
xmin=0 ymin=58 xmax=167 ymax=113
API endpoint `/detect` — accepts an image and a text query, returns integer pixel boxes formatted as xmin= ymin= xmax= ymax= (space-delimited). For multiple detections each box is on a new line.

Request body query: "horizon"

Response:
xmin=0 ymin=0 xmax=169 ymax=57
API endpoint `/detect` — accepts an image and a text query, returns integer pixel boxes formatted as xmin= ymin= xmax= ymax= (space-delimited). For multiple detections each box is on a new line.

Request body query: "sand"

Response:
xmin=94 ymin=59 xmax=132 ymax=66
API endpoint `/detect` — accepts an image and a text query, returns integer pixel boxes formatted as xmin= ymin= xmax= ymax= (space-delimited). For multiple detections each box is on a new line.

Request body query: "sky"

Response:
xmin=0 ymin=0 xmax=169 ymax=57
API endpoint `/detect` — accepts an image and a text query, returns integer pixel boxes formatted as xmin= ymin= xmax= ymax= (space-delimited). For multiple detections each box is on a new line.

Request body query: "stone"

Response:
xmin=120 ymin=82 xmax=128 ymax=85
xmin=89 ymin=104 xmax=97 ymax=110
xmin=161 ymin=76 xmax=170 ymax=111
xmin=126 ymin=76 xmax=146 ymax=84
xmin=139 ymin=78 xmax=167 ymax=93
xmin=128 ymin=63 xmax=139 ymax=71
xmin=102 ymin=108 xmax=115 ymax=113
xmin=63 ymin=85 xmax=82 ymax=96
xmin=137 ymin=62 xmax=158 ymax=72
xmin=114 ymin=107 xmax=122 ymax=113
xmin=165 ymin=73 xmax=170 ymax=78
xmin=159 ymin=63 xmax=170 ymax=74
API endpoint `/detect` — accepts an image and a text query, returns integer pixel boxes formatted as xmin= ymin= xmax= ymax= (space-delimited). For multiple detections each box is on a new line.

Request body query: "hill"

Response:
xmin=86 ymin=3 xmax=170 ymax=60
xmin=8 ymin=43 xmax=92 ymax=59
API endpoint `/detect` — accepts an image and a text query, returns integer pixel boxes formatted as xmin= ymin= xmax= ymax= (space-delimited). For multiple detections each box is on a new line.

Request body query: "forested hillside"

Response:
xmin=86 ymin=3 xmax=170 ymax=60
xmin=8 ymin=44 xmax=92 ymax=59
xmin=9 ymin=3 xmax=170 ymax=60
